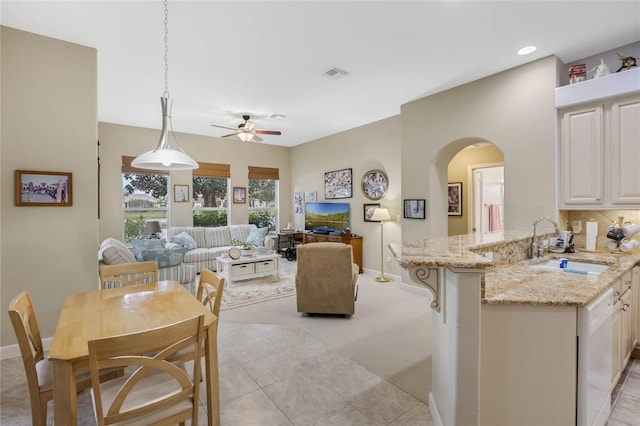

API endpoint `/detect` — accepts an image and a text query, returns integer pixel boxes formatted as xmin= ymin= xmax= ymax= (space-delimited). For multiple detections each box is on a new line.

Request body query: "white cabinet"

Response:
xmin=610 ymin=269 xmax=635 ymax=391
xmin=559 ymin=96 xmax=640 ymax=209
xmin=611 ymin=278 xmax=622 ymax=391
xmin=632 ymin=266 xmax=639 ymax=352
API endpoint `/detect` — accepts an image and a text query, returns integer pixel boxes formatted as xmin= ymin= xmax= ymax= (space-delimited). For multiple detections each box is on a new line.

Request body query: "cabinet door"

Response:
xmin=633 ymin=266 xmax=639 ymax=350
xmin=610 ymin=97 xmax=640 ymax=205
xmin=611 ymin=297 xmax=621 ymax=391
xmin=560 ymin=105 xmax=604 ymax=205
xmin=621 ymin=289 xmax=633 ymax=367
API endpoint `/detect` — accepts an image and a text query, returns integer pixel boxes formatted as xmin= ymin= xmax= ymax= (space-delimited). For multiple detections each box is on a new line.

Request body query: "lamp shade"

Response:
xmin=371 ymin=208 xmax=391 ymax=222
xmin=144 ymin=221 xmax=161 ymax=234
xmin=237 ymin=132 xmax=254 ymax=142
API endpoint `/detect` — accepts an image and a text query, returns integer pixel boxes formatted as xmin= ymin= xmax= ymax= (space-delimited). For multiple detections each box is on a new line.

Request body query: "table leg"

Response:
xmin=205 ymin=323 xmax=220 ymax=426
xmin=52 ymin=359 xmax=77 ymax=426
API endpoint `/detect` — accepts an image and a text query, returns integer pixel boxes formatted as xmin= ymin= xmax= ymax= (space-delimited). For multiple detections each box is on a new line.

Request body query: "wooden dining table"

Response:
xmin=48 ymin=280 xmax=220 ymax=426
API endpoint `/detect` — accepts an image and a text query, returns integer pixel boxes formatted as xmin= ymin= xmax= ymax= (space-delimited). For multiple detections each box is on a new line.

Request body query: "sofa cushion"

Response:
xmin=141 ymin=247 xmax=189 ymax=268
xmin=229 ymin=224 xmax=256 ymax=244
xmin=101 ymin=245 xmax=137 ymax=265
xmin=204 ymin=226 xmax=232 ymax=248
xmin=130 ymin=238 xmax=167 ymax=261
xmin=168 ymin=227 xmax=206 ymax=248
xmin=170 ymin=232 xmax=198 ymax=250
xmin=246 ymin=227 xmax=269 ymax=246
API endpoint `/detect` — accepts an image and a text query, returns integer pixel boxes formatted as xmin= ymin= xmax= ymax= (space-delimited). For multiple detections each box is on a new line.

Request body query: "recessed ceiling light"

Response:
xmin=518 ymin=46 xmax=537 ymax=55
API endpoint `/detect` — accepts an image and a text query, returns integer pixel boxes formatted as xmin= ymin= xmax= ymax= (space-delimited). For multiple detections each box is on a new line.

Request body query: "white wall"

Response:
xmin=401 ymin=55 xmax=558 ymax=243
xmin=291 ymin=116 xmax=402 ymax=277
xmin=1 ymin=27 xmax=99 ymax=345
xmin=98 ymin=122 xmax=291 ymax=241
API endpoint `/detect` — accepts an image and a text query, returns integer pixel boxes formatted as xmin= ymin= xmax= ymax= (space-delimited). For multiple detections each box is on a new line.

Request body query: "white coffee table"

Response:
xmin=215 ymin=253 xmax=281 ymax=287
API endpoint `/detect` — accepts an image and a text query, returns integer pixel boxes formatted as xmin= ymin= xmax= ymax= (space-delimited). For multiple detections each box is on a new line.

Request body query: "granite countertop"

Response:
xmin=390 ymin=230 xmax=640 ymax=307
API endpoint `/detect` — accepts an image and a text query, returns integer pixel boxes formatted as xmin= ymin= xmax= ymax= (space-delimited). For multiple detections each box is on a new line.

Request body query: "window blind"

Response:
xmin=193 ymin=162 xmax=231 ymax=178
xmin=248 ymin=166 xmax=279 ymax=180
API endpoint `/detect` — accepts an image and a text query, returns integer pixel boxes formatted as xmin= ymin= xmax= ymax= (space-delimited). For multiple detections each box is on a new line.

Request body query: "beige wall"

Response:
xmin=291 ymin=116 xmax=402 ymax=277
xmin=98 ymin=122 xmax=291 ymax=241
xmin=447 ymin=144 xmax=504 ymax=235
xmin=401 ymin=55 xmax=558 ymax=243
xmin=1 ymin=27 xmax=99 ymax=345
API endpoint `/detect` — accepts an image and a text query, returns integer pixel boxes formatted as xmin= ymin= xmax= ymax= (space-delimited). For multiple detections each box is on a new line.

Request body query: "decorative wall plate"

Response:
xmin=229 ymin=247 xmax=241 ymax=259
xmin=361 ymin=169 xmax=388 ymax=200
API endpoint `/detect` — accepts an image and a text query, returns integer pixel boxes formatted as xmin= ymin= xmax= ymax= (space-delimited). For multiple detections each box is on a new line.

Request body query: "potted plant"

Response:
xmin=231 ymin=239 xmax=257 ymax=256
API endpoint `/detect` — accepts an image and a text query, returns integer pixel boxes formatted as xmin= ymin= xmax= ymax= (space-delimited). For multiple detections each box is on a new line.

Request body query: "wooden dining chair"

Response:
xmin=8 ymin=291 xmax=121 ymax=426
xmin=197 ymin=268 xmax=225 ymax=320
xmin=99 ymin=260 xmax=158 ymax=289
xmin=88 ymin=315 xmax=205 ymax=426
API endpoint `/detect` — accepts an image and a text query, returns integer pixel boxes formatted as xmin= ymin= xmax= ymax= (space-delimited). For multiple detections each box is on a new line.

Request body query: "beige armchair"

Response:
xmin=295 ymin=242 xmax=359 ymax=315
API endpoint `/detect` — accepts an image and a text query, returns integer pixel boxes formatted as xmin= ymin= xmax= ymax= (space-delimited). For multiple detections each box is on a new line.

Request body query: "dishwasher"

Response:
xmin=577 ymin=287 xmax=613 ymax=426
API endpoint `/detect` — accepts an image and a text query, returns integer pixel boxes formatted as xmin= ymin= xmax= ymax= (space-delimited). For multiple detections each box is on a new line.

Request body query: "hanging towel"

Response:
xmin=488 ymin=204 xmax=502 ymax=232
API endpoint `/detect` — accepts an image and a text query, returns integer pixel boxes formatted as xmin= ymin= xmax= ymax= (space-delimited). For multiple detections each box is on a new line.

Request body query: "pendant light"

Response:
xmin=132 ymin=0 xmax=198 ymax=171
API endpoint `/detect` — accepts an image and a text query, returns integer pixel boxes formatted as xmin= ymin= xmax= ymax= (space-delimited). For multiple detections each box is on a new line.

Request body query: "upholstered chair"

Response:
xmin=295 ymin=242 xmax=359 ymax=315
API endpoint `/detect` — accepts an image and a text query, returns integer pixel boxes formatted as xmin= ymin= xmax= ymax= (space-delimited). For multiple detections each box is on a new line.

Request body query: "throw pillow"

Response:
xmin=141 ymin=247 xmax=188 ymax=268
xmin=101 ymin=245 xmax=137 ymax=265
xmin=246 ymin=227 xmax=269 ymax=246
xmin=130 ymin=238 xmax=167 ymax=262
xmin=170 ymin=231 xmax=198 ymax=250
xmin=165 ymin=242 xmax=182 ymax=249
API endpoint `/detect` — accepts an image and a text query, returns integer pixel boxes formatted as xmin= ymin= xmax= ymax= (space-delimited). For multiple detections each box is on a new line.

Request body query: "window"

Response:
xmin=122 ymin=156 xmax=168 ymax=242
xmin=193 ymin=162 xmax=231 ymax=227
xmin=248 ymin=166 xmax=279 ymax=231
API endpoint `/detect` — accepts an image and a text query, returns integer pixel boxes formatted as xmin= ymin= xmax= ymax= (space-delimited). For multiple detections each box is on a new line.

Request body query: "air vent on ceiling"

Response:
xmin=323 ymin=67 xmax=349 ymax=79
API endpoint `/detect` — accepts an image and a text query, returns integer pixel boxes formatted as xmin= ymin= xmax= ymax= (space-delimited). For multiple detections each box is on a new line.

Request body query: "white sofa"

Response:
xmin=167 ymin=224 xmax=268 ymax=272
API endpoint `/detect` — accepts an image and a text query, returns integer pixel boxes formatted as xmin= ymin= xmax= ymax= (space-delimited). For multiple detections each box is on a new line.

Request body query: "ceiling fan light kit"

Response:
xmin=131 ymin=0 xmax=198 ymax=171
xmin=211 ymin=114 xmax=282 ymax=143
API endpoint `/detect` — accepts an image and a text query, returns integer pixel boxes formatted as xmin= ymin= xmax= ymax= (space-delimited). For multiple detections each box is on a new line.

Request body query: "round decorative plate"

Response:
xmin=229 ymin=247 xmax=241 ymax=260
xmin=361 ymin=169 xmax=389 ymax=200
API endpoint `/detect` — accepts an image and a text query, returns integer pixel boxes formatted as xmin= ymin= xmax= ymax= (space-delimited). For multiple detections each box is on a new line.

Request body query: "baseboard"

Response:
xmin=429 ymin=392 xmax=444 ymax=426
xmin=1 ymin=337 xmax=52 ymax=360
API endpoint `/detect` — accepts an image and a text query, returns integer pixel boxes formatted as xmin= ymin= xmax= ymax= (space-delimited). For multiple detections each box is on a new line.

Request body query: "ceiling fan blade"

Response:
xmin=211 ymin=124 xmax=239 ymax=131
xmin=252 ymin=134 xmax=264 ymax=142
xmin=254 ymin=130 xmax=282 ymax=135
xmin=221 ymin=132 xmax=241 ymax=138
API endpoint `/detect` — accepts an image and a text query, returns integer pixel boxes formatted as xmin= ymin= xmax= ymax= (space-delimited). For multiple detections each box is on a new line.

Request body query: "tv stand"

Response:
xmin=303 ymin=232 xmax=363 ymax=273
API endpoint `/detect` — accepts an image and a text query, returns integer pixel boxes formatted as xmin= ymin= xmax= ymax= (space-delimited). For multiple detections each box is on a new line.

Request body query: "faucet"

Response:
xmin=531 ymin=217 xmax=561 ymax=258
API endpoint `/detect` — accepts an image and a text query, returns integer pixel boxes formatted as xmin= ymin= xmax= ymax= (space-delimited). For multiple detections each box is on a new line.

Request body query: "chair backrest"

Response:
xmin=99 ymin=261 xmax=158 ymax=289
xmin=88 ymin=315 xmax=205 ymax=426
xmin=197 ymin=268 xmax=224 ymax=319
xmin=8 ymin=292 xmax=46 ymax=422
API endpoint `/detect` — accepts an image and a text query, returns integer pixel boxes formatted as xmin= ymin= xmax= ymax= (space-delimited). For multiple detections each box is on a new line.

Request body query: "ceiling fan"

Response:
xmin=211 ymin=115 xmax=282 ymax=142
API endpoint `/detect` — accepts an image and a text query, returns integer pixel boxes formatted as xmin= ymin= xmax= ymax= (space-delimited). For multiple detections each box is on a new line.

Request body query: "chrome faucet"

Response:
xmin=531 ymin=217 xmax=561 ymax=258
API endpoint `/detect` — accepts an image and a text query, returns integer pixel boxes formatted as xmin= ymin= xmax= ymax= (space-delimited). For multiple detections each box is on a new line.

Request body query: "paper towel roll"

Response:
xmin=586 ymin=220 xmax=598 ymax=252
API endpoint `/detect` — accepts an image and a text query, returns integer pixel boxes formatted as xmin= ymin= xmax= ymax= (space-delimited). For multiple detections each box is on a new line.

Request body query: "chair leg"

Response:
xmin=37 ymin=399 xmax=47 ymax=426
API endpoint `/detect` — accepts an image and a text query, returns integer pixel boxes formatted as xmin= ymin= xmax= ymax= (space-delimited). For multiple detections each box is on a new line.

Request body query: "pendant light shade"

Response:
xmin=132 ymin=97 xmax=198 ymax=171
xmin=131 ymin=0 xmax=198 ymax=171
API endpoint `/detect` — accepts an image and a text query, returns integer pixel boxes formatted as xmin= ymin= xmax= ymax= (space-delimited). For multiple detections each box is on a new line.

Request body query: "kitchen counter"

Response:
xmin=390 ymin=230 xmax=640 ymax=307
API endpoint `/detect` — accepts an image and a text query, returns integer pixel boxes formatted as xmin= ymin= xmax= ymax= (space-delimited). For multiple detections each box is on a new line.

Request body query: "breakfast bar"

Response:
xmin=390 ymin=230 xmax=640 ymax=426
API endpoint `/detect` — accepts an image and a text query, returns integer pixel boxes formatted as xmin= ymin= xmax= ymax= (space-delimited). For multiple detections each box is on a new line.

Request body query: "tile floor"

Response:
xmin=609 ymin=356 xmax=640 ymax=426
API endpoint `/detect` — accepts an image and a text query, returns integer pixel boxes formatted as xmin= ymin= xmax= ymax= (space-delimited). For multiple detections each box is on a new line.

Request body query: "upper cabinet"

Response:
xmin=557 ymin=69 xmax=640 ymax=209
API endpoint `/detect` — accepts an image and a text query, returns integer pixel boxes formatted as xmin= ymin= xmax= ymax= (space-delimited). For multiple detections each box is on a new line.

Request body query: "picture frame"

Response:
xmin=294 ymin=192 xmax=303 ymax=214
xmin=448 ymin=182 xmax=462 ymax=216
xmin=324 ymin=168 xmax=352 ymax=199
xmin=233 ymin=186 xmax=246 ymax=204
xmin=404 ymin=199 xmax=426 ymax=219
xmin=361 ymin=169 xmax=388 ymax=200
xmin=363 ymin=203 xmax=381 ymax=222
xmin=15 ymin=170 xmax=73 ymax=206
xmin=173 ymin=184 xmax=189 ymax=203
xmin=305 ymin=191 xmax=317 ymax=204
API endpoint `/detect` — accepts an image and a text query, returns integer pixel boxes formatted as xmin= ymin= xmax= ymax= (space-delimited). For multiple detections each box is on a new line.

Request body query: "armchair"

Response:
xmin=295 ymin=242 xmax=359 ymax=315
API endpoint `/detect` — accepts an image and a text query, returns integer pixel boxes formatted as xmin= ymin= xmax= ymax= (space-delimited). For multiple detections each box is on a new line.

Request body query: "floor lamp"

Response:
xmin=371 ymin=207 xmax=391 ymax=282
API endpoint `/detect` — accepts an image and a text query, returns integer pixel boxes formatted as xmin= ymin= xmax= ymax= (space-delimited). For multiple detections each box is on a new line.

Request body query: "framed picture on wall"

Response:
xmin=294 ymin=192 xmax=303 ymax=213
xmin=305 ymin=191 xmax=317 ymax=203
xmin=363 ymin=203 xmax=381 ymax=222
xmin=448 ymin=182 xmax=462 ymax=216
xmin=324 ymin=168 xmax=352 ymax=199
xmin=233 ymin=186 xmax=246 ymax=204
xmin=361 ymin=169 xmax=388 ymax=200
xmin=15 ymin=170 xmax=73 ymax=206
xmin=404 ymin=199 xmax=425 ymax=219
xmin=173 ymin=184 xmax=189 ymax=203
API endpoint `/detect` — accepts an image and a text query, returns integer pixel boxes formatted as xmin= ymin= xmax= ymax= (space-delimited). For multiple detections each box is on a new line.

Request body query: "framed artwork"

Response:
xmin=294 ymin=192 xmax=303 ymax=213
xmin=363 ymin=203 xmax=381 ymax=222
xmin=404 ymin=199 xmax=426 ymax=219
xmin=361 ymin=169 xmax=388 ymax=200
xmin=324 ymin=168 xmax=352 ymax=199
xmin=448 ymin=182 xmax=462 ymax=216
xmin=15 ymin=170 xmax=73 ymax=206
xmin=233 ymin=186 xmax=246 ymax=204
xmin=305 ymin=191 xmax=317 ymax=203
xmin=173 ymin=184 xmax=189 ymax=203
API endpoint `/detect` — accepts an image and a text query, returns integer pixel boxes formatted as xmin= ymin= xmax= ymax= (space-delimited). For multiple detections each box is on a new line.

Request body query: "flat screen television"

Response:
xmin=304 ymin=202 xmax=350 ymax=233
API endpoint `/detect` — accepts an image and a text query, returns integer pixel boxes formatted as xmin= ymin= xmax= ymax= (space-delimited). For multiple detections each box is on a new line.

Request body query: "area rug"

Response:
xmin=220 ymin=269 xmax=296 ymax=310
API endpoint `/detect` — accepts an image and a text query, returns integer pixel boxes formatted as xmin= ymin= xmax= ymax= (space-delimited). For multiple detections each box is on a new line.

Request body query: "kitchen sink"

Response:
xmin=527 ymin=259 xmax=610 ymax=275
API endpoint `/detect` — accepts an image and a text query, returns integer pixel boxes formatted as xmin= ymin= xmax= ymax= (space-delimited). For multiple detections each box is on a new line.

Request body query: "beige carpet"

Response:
xmin=221 ymin=261 xmax=297 ymax=310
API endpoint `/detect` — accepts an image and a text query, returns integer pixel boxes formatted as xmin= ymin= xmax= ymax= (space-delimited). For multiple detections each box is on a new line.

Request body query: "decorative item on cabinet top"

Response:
xmin=361 ymin=169 xmax=388 ymax=201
